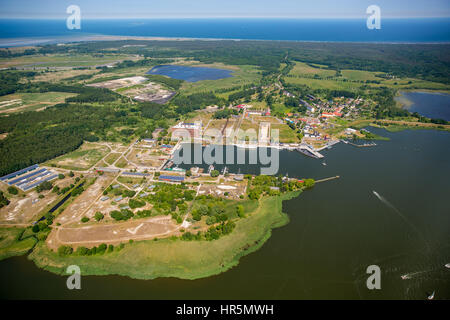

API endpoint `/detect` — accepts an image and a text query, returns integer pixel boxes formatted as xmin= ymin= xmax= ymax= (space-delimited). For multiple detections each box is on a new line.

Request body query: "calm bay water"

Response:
xmin=1 ymin=127 xmax=449 ymax=299
xmin=147 ymin=65 xmax=233 ymax=82
xmin=0 ymin=18 xmax=450 ymax=46
xmin=398 ymin=91 xmax=450 ymax=121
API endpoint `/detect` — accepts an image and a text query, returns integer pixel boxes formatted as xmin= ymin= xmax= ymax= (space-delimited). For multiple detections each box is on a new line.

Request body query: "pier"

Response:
xmin=315 ymin=176 xmax=340 ymax=183
xmin=296 ymin=144 xmax=324 ymax=159
xmin=341 ymin=140 xmax=376 ymax=148
xmin=315 ymin=139 xmax=341 ymax=152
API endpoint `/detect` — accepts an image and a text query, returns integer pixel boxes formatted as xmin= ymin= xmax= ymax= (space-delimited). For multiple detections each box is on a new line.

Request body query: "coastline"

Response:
xmin=396 ymin=90 xmax=450 ymax=110
xmin=2 ymin=33 xmax=450 ymax=48
xmin=27 ymin=191 xmax=301 ymax=280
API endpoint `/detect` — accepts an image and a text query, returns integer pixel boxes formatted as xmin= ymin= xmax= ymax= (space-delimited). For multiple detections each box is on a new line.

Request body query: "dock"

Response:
xmin=296 ymin=144 xmax=324 ymax=159
xmin=315 ymin=176 xmax=340 ymax=183
xmin=315 ymin=139 xmax=341 ymax=151
xmin=341 ymin=140 xmax=377 ymax=148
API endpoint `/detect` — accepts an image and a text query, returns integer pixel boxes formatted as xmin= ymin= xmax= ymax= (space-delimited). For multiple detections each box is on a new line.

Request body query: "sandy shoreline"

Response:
xmin=2 ymin=33 xmax=450 ymax=48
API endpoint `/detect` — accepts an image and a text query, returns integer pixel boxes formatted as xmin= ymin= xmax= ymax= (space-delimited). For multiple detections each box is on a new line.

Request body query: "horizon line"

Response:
xmin=1 ymin=16 xmax=450 ymax=20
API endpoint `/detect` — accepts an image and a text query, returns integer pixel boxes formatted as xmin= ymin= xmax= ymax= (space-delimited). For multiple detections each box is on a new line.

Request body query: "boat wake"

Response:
xmin=400 ymin=269 xmax=434 ymax=280
xmin=372 ymin=191 xmax=431 ymax=252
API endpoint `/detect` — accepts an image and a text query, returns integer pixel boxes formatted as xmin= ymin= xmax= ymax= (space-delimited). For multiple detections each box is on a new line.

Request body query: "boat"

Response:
xmin=445 ymin=263 xmax=450 ymax=268
xmin=401 ymin=275 xmax=409 ymax=280
xmin=322 ymin=162 xmax=327 ymax=166
xmin=427 ymin=291 xmax=435 ymax=300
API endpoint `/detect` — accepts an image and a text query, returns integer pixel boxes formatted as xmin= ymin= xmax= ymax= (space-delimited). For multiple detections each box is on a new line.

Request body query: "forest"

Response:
xmin=33 ymin=40 xmax=450 ymax=84
xmin=171 ymin=92 xmax=226 ymax=114
xmin=0 ymin=103 xmax=129 ymax=176
xmin=1 ymin=39 xmax=449 ymax=176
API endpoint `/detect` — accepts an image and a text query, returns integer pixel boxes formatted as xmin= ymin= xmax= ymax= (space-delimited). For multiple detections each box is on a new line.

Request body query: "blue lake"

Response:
xmin=147 ymin=65 xmax=233 ymax=82
xmin=398 ymin=91 xmax=450 ymax=121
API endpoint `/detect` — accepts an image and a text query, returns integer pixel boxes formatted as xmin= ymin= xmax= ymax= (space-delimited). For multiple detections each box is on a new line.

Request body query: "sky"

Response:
xmin=0 ymin=0 xmax=449 ymax=19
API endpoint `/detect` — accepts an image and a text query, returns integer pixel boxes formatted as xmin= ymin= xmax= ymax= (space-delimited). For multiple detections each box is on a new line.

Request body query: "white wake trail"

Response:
xmin=372 ymin=190 xmax=430 ymax=252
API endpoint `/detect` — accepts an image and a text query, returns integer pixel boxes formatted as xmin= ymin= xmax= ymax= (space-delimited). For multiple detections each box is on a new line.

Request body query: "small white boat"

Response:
xmin=401 ymin=275 xmax=409 ymax=280
xmin=445 ymin=263 xmax=450 ymax=269
xmin=427 ymin=291 xmax=435 ymax=300
xmin=322 ymin=162 xmax=327 ymax=166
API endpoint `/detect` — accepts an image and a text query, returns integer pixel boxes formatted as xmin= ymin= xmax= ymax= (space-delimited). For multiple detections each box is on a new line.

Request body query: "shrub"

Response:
xmin=94 ymin=212 xmax=104 ymax=221
xmin=210 ymin=170 xmax=220 ymax=177
xmin=7 ymin=186 xmax=18 ymax=195
xmin=58 ymin=245 xmax=73 ymax=256
xmin=36 ymin=181 xmax=53 ymax=192
xmin=129 ymin=198 xmax=145 ymax=209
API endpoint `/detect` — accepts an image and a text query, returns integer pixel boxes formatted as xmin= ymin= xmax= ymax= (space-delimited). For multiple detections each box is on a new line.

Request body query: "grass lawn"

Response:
xmin=28 ymin=191 xmax=301 ymax=279
xmin=180 ymin=64 xmax=261 ymax=96
xmin=289 ymin=61 xmax=335 ymax=78
xmin=0 ymin=92 xmax=77 ymax=113
xmin=45 ymin=142 xmax=109 ymax=171
xmin=271 ymin=123 xmax=300 ymax=143
xmin=285 ymin=61 xmax=450 ymax=92
xmin=0 ymin=53 xmax=134 ymax=68
xmin=104 ymin=153 xmax=121 ymax=165
xmin=0 ymin=227 xmax=37 ymax=261
xmin=115 ymin=157 xmax=129 ymax=168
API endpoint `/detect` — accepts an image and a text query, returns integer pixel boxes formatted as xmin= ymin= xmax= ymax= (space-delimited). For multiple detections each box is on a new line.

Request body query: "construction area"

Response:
xmin=87 ymin=76 xmax=175 ymax=104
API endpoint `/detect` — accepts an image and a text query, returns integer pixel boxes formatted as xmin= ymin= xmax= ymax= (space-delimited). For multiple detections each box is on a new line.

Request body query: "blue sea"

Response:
xmin=0 ymin=18 xmax=449 ymax=46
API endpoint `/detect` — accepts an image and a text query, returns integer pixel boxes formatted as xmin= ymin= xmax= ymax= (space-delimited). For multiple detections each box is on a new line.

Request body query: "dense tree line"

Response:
xmin=0 ymin=103 xmax=129 ymax=176
xmin=145 ymin=74 xmax=184 ymax=90
xmin=213 ymin=108 xmax=238 ymax=119
xmin=140 ymin=102 xmax=174 ymax=120
xmin=171 ymin=92 xmax=225 ymax=114
xmin=38 ymin=83 xmax=121 ymax=103
xmin=0 ymin=48 xmax=37 ymax=58
xmin=0 ymin=71 xmax=37 ymax=96
xmin=228 ymin=88 xmax=257 ymax=103
xmin=35 ymin=40 xmax=450 ymax=84
xmin=0 ymin=191 xmax=9 ymax=208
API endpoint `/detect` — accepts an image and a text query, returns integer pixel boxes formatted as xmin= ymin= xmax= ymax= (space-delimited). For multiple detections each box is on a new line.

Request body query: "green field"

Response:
xmin=104 ymin=153 xmax=122 ymax=165
xmin=289 ymin=61 xmax=336 ymax=78
xmin=45 ymin=142 xmax=109 ymax=171
xmin=0 ymin=92 xmax=77 ymax=113
xmin=271 ymin=123 xmax=300 ymax=143
xmin=0 ymin=227 xmax=37 ymax=261
xmin=28 ymin=191 xmax=301 ymax=280
xmin=285 ymin=61 xmax=450 ymax=92
xmin=0 ymin=53 xmax=135 ymax=69
xmin=115 ymin=156 xmax=129 ymax=168
xmin=180 ymin=64 xmax=261 ymax=96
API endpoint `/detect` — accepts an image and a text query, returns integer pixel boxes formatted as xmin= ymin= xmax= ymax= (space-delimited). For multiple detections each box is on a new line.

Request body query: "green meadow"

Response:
xmin=29 ymin=191 xmax=301 ymax=280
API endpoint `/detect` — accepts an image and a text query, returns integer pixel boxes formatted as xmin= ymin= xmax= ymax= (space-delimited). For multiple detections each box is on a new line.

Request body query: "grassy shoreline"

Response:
xmin=27 ymin=191 xmax=301 ymax=280
xmin=0 ymin=227 xmax=37 ymax=261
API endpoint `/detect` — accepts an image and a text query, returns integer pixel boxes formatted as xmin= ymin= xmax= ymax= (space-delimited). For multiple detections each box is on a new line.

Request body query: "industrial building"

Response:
xmin=158 ymin=175 xmax=185 ymax=183
xmin=0 ymin=165 xmax=58 ymax=191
